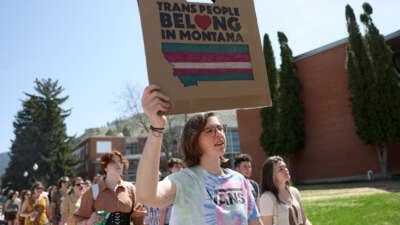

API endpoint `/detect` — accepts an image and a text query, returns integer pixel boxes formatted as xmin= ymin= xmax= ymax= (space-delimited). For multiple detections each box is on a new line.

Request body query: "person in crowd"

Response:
xmin=4 ymin=190 xmax=20 ymax=225
xmin=259 ymin=156 xmax=312 ymax=225
xmin=143 ymin=206 xmax=160 ymax=225
xmin=60 ymin=177 xmax=84 ymax=225
xmin=136 ymin=85 xmax=262 ymax=225
xmin=92 ymin=174 xmax=102 ymax=185
xmin=17 ymin=190 xmax=31 ymax=225
xmin=159 ymin=158 xmax=183 ymax=225
xmin=50 ymin=176 xmax=70 ymax=224
xmin=46 ymin=186 xmax=56 ymax=204
xmin=82 ymin=180 xmax=92 ymax=192
xmin=20 ymin=181 xmax=49 ymax=225
xmin=234 ymin=154 xmax=261 ymax=209
xmin=74 ymin=150 xmax=146 ymax=225
xmin=1 ymin=190 xmax=9 ymax=204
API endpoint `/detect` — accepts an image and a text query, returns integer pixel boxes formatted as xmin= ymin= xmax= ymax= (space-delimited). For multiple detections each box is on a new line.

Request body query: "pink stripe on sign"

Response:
xmin=173 ymin=68 xmax=253 ymax=76
xmin=163 ymin=52 xmax=251 ymax=63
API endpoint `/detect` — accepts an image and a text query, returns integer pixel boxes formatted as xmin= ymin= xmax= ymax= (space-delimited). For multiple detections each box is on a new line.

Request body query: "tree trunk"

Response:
xmin=376 ymin=145 xmax=388 ymax=178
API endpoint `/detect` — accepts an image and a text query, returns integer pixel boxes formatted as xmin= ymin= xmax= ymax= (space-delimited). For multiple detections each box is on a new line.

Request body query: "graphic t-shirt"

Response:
xmin=144 ymin=206 xmax=161 ymax=225
xmin=168 ymin=166 xmax=259 ymax=225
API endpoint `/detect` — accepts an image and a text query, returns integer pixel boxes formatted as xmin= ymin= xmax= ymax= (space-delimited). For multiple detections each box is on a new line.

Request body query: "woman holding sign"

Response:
xmin=136 ymin=85 xmax=262 ymax=225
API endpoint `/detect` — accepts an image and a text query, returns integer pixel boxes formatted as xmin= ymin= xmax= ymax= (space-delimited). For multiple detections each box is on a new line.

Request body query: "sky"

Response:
xmin=1 ymin=0 xmax=399 ymax=153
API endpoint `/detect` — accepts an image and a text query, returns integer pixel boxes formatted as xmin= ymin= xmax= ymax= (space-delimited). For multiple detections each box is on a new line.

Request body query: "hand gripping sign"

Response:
xmin=137 ymin=0 xmax=271 ymax=114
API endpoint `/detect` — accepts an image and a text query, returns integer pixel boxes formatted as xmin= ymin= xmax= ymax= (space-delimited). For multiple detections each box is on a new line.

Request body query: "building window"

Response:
xmin=125 ymin=143 xmax=139 ymax=155
xmin=73 ymin=145 xmax=87 ymax=161
xmin=226 ymin=129 xmax=240 ymax=154
xmin=96 ymin=141 xmax=112 ymax=153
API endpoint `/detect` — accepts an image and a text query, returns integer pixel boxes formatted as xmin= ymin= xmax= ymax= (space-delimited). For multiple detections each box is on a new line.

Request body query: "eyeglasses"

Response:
xmin=75 ymin=183 xmax=83 ymax=187
xmin=202 ymin=124 xmax=227 ymax=136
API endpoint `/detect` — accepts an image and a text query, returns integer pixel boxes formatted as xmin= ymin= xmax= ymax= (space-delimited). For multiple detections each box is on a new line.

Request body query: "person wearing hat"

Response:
xmin=50 ymin=176 xmax=70 ymax=225
xmin=20 ymin=181 xmax=49 ymax=225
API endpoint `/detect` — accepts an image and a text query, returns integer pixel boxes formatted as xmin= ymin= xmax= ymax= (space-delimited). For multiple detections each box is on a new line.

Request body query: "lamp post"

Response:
xmin=32 ymin=163 xmax=39 ymax=181
xmin=24 ymin=163 xmax=39 ymax=183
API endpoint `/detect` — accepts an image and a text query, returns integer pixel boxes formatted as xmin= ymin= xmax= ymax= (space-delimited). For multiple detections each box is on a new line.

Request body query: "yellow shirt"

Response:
xmin=25 ymin=194 xmax=49 ymax=225
xmin=60 ymin=193 xmax=80 ymax=225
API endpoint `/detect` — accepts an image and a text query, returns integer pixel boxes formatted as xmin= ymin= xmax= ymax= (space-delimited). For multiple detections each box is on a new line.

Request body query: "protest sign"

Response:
xmin=138 ymin=0 xmax=271 ymax=114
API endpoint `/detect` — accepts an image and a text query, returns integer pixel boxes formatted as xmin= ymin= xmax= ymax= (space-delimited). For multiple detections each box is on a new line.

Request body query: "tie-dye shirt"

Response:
xmin=168 ymin=166 xmax=260 ymax=225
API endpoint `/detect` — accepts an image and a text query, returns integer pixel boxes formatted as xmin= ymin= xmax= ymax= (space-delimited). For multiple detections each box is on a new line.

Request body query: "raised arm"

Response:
xmin=136 ymin=85 xmax=176 ymax=208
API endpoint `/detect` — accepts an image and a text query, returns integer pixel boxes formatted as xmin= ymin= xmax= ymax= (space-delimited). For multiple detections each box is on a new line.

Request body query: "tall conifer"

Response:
xmin=260 ymin=34 xmax=279 ymax=156
xmin=345 ymin=5 xmax=373 ymax=143
xmin=275 ymin=32 xmax=305 ymax=156
xmin=2 ymin=79 xmax=77 ymax=188
xmin=359 ymin=3 xmax=400 ymax=177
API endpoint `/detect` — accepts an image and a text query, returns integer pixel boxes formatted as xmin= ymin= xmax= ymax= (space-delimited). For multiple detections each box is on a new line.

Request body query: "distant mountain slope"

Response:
xmin=71 ymin=110 xmax=238 ymax=145
xmin=0 ymin=152 xmax=10 ymax=180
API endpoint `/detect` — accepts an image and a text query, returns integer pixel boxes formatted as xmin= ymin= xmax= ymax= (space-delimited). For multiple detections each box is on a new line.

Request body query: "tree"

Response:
xmin=274 ymin=32 xmax=305 ymax=156
xmin=260 ymin=33 xmax=279 ymax=156
xmin=117 ymin=83 xmax=184 ymax=162
xmin=260 ymin=32 xmax=305 ymax=157
xmin=105 ymin=128 xmax=117 ymax=136
xmin=2 ymin=78 xmax=77 ymax=189
xmin=345 ymin=4 xmax=400 ymax=178
xmin=359 ymin=3 xmax=400 ymax=177
xmin=345 ymin=4 xmax=374 ymax=145
xmin=122 ymin=126 xmax=131 ymax=137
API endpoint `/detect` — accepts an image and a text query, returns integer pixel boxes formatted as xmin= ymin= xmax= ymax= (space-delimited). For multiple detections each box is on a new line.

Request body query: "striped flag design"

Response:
xmin=162 ymin=43 xmax=254 ymax=86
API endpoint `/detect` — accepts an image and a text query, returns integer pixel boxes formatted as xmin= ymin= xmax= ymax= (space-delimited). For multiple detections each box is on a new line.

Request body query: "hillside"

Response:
xmin=72 ymin=110 xmax=238 ymax=145
xmin=0 ymin=152 xmax=10 ymax=183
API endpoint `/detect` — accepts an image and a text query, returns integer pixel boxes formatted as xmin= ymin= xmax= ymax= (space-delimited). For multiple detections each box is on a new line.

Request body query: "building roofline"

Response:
xmin=73 ymin=136 xmax=125 ymax=149
xmin=295 ymin=29 xmax=400 ymax=61
xmin=385 ymin=29 xmax=400 ymax=41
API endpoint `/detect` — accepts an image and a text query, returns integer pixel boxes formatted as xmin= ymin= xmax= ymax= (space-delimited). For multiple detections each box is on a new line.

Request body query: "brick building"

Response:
xmin=237 ymin=30 xmax=400 ymax=184
xmin=73 ymin=136 xmax=126 ymax=180
xmin=72 ymin=110 xmax=242 ymax=181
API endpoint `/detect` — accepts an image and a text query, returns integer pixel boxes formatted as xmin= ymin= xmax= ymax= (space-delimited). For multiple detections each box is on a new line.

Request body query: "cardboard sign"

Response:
xmin=137 ymin=0 xmax=271 ymax=114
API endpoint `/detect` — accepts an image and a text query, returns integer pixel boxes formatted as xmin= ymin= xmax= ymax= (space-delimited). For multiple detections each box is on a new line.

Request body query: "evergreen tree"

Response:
xmin=105 ymin=128 xmax=117 ymax=136
xmin=359 ymin=3 xmax=400 ymax=177
xmin=2 ymin=78 xmax=77 ymax=189
xmin=345 ymin=4 xmax=374 ymax=144
xmin=260 ymin=33 xmax=279 ymax=156
xmin=122 ymin=126 xmax=131 ymax=137
xmin=274 ymin=32 xmax=305 ymax=156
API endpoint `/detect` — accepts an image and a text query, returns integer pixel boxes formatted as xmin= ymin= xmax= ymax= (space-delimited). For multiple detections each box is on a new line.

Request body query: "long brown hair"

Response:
xmin=260 ymin=156 xmax=290 ymax=204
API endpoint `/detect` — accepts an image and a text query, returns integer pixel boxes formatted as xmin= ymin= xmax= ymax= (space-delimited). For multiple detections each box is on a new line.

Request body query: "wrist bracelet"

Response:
xmin=149 ymin=125 xmax=165 ymax=133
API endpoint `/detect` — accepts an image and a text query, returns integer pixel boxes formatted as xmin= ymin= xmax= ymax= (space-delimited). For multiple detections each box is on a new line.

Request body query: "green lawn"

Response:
xmin=303 ymin=192 xmax=400 ymax=225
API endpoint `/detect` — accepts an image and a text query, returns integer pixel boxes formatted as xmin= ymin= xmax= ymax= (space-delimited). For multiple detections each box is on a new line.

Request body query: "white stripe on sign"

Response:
xmin=171 ymin=62 xmax=252 ymax=69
